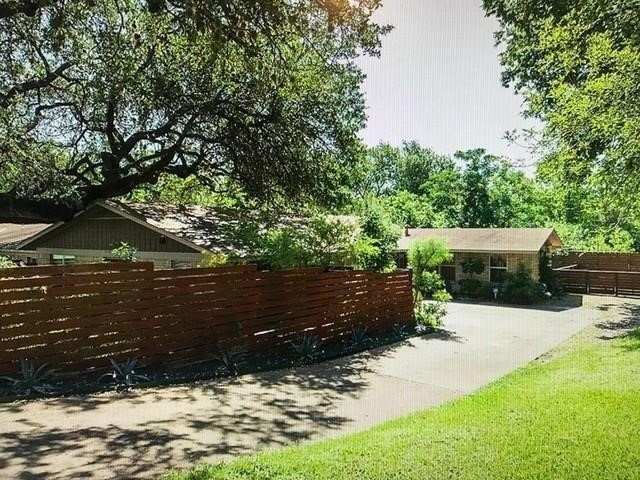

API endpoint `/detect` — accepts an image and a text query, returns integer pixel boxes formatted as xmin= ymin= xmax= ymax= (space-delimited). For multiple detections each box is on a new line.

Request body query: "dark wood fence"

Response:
xmin=553 ymin=252 xmax=640 ymax=271
xmin=0 ymin=263 xmax=413 ymax=376
xmin=555 ymin=268 xmax=640 ymax=298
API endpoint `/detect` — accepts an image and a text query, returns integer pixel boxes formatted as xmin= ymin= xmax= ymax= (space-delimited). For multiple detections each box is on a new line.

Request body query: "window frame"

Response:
xmin=490 ymin=254 xmax=508 ymax=283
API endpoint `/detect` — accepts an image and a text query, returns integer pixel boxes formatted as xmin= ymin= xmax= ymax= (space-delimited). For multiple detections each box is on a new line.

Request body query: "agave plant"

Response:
xmin=213 ymin=350 xmax=247 ymax=376
xmin=291 ymin=334 xmax=322 ymax=365
xmin=350 ymin=325 xmax=370 ymax=348
xmin=0 ymin=359 xmax=57 ymax=396
xmin=392 ymin=323 xmax=409 ymax=338
xmin=101 ymin=358 xmax=149 ymax=391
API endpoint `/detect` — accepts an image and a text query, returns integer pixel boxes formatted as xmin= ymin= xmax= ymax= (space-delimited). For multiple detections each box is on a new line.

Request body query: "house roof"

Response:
xmin=396 ymin=228 xmax=562 ymax=254
xmin=0 ymin=223 xmax=53 ymax=250
xmin=16 ymin=200 xmax=322 ymax=255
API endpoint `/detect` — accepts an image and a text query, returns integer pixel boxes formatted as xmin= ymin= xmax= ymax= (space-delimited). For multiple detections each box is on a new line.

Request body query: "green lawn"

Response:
xmin=165 ymin=325 xmax=640 ymax=480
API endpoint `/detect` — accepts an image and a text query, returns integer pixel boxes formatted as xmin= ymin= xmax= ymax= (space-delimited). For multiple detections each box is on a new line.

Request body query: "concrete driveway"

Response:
xmin=0 ymin=299 xmax=606 ymax=479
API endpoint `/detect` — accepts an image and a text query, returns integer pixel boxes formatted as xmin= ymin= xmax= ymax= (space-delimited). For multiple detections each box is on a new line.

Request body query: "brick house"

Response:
xmin=395 ymin=228 xmax=563 ymax=289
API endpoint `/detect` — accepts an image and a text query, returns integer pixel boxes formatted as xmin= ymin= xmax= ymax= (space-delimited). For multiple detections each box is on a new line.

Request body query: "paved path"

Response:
xmin=0 ymin=299 xmax=608 ymax=479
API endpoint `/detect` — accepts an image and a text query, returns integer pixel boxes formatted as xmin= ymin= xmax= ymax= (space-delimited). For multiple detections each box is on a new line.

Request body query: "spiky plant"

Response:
xmin=213 ymin=350 xmax=247 ymax=376
xmin=0 ymin=359 xmax=57 ymax=396
xmin=350 ymin=325 xmax=370 ymax=348
xmin=291 ymin=334 xmax=322 ymax=365
xmin=101 ymin=358 xmax=149 ymax=391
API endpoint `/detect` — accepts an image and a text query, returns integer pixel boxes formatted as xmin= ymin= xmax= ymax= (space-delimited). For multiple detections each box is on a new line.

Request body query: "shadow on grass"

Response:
xmin=594 ymin=302 xmax=640 ymax=347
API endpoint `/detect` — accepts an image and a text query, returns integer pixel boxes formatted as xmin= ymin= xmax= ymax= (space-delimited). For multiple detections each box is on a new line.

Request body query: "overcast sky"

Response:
xmin=357 ymin=0 xmax=536 ymax=167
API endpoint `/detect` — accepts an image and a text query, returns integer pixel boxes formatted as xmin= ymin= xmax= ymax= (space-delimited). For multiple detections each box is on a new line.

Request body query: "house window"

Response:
xmin=490 ymin=255 xmax=507 ymax=283
xmin=51 ymin=254 xmax=76 ymax=265
xmin=439 ymin=260 xmax=456 ymax=284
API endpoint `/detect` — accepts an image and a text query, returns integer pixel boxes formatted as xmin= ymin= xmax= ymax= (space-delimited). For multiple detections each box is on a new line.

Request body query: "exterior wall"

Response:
xmin=34 ymin=248 xmax=203 ymax=269
xmin=440 ymin=251 xmax=541 ymax=292
xmin=30 ymin=205 xmax=196 ymax=254
xmin=507 ymin=252 xmax=540 ymax=280
xmin=0 ymin=249 xmax=39 ymax=265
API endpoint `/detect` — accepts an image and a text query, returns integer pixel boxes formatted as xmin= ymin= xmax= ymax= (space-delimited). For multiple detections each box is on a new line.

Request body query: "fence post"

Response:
xmin=585 ymin=270 xmax=590 ymax=294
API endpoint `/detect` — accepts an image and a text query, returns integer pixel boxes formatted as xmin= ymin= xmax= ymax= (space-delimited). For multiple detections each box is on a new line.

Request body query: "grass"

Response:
xmin=165 ymin=324 xmax=640 ymax=480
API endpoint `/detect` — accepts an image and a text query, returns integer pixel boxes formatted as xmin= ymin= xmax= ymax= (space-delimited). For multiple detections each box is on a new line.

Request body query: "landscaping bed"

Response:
xmin=0 ymin=321 xmax=426 ymax=403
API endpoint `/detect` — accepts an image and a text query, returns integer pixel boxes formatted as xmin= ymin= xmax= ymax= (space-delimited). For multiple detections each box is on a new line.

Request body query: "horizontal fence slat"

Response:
xmin=0 ymin=263 xmax=413 ymax=376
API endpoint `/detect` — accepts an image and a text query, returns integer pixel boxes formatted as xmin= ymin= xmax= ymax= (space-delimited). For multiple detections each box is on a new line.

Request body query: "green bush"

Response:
xmin=458 ymin=278 xmax=482 ymax=297
xmin=502 ymin=263 xmax=543 ymax=305
xmin=0 ymin=256 xmax=14 ymax=269
xmin=539 ymin=250 xmax=563 ymax=296
xmin=358 ymin=202 xmax=400 ymax=272
xmin=111 ymin=242 xmax=137 ymax=262
xmin=415 ymin=289 xmax=452 ymax=330
xmin=414 ymin=270 xmax=445 ymax=297
xmin=478 ymin=281 xmax=495 ymax=301
xmin=460 ymin=257 xmax=485 ymax=278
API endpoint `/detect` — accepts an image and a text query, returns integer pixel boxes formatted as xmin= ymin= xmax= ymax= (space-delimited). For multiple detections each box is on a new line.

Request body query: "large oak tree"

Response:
xmin=0 ymin=0 xmax=388 ymax=221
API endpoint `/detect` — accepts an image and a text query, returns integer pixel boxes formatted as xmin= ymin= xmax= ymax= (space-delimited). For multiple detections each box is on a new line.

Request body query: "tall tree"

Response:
xmin=0 ymin=0 xmax=388 ymax=221
xmin=457 ymin=149 xmax=499 ymax=227
xmin=484 ymin=0 xmax=640 ymax=204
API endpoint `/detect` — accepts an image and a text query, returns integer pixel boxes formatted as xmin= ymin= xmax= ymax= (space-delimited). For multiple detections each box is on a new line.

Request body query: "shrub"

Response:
xmin=502 ymin=263 xmax=543 ymax=305
xmin=291 ymin=335 xmax=322 ymax=365
xmin=461 ymin=257 xmax=485 ymax=278
xmin=350 ymin=325 xmax=371 ymax=348
xmin=201 ymin=252 xmax=229 ymax=268
xmin=213 ymin=350 xmax=247 ymax=376
xmin=408 ymin=239 xmax=452 ymax=277
xmin=101 ymin=358 xmax=149 ymax=391
xmin=458 ymin=278 xmax=482 ymax=297
xmin=414 ymin=270 xmax=445 ymax=297
xmin=111 ymin=242 xmax=137 ymax=262
xmin=358 ymin=201 xmax=400 ymax=272
xmin=0 ymin=359 xmax=57 ymax=396
xmin=539 ymin=250 xmax=563 ymax=296
xmin=0 ymin=256 xmax=14 ymax=269
xmin=415 ymin=289 xmax=451 ymax=331
xmin=478 ymin=281 xmax=495 ymax=301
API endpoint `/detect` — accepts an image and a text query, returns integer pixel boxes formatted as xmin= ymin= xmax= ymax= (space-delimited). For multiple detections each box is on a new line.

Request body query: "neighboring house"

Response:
xmin=0 ymin=201 xmax=265 ymax=269
xmin=395 ymin=228 xmax=563 ymax=287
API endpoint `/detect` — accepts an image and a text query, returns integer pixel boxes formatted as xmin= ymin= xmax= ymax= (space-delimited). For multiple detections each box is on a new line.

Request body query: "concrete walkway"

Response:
xmin=0 ymin=299 xmax=607 ymax=479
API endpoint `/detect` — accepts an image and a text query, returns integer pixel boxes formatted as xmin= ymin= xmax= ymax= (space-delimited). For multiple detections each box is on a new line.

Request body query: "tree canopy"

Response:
xmin=484 ymin=0 xmax=640 ymax=206
xmin=0 ymin=0 xmax=388 ymax=221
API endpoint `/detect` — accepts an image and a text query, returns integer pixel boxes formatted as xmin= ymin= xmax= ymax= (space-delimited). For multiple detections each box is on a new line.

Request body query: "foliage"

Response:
xmin=101 ymin=358 xmax=149 ymax=391
xmin=414 ymin=271 xmax=446 ymax=298
xmin=255 ymin=215 xmax=360 ymax=270
xmin=458 ymin=278 xmax=483 ymax=298
xmin=110 ymin=242 xmax=137 ymax=262
xmin=358 ymin=201 xmax=400 ymax=272
xmin=0 ymin=0 xmax=389 ymax=221
xmin=200 ymin=252 xmax=230 ymax=268
xmin=213 ymin=350 xmax=247 ymax=376
xmin=0 ymin=255 xmax=13 ymax=269
xmin=460 ymin=257 xmax=485 ymax=278
xmin=291 ymin=335 xmax=322 ymax=365
xmin=0 ymin=359 xmax=57 ymax=396
xmin=539 ymin=251 xmax=563 ymax=296
xmin=478 ymin=281 xmax=496 ymax=301
xmin=381 ymin=191 xmax=442 ymax=228
xmin=350 ymin=326 xmax=371 ymax=348
xmin=414 ymin=290 xmax=451 ymax=331
xmin=485 ymin=0 xmax=640 ymax=215
xmin=502 ymin=264 xmax=543 ymax=305
xmin=407 ymin=239 xmax=452 ymax=277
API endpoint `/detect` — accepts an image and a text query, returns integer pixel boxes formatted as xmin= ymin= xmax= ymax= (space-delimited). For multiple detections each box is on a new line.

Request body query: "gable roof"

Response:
xmin=16 ymin=200 xmax=316 ymax=255
xmin=0 ymin=222 xmax=54 ymax=250
xmin=396 ymin=228 xmax=562 ymax=254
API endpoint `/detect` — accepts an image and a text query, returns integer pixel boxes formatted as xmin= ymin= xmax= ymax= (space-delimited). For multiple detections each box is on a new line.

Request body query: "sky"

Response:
xmin=357 ymin=0 xmax=536 ymax=168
